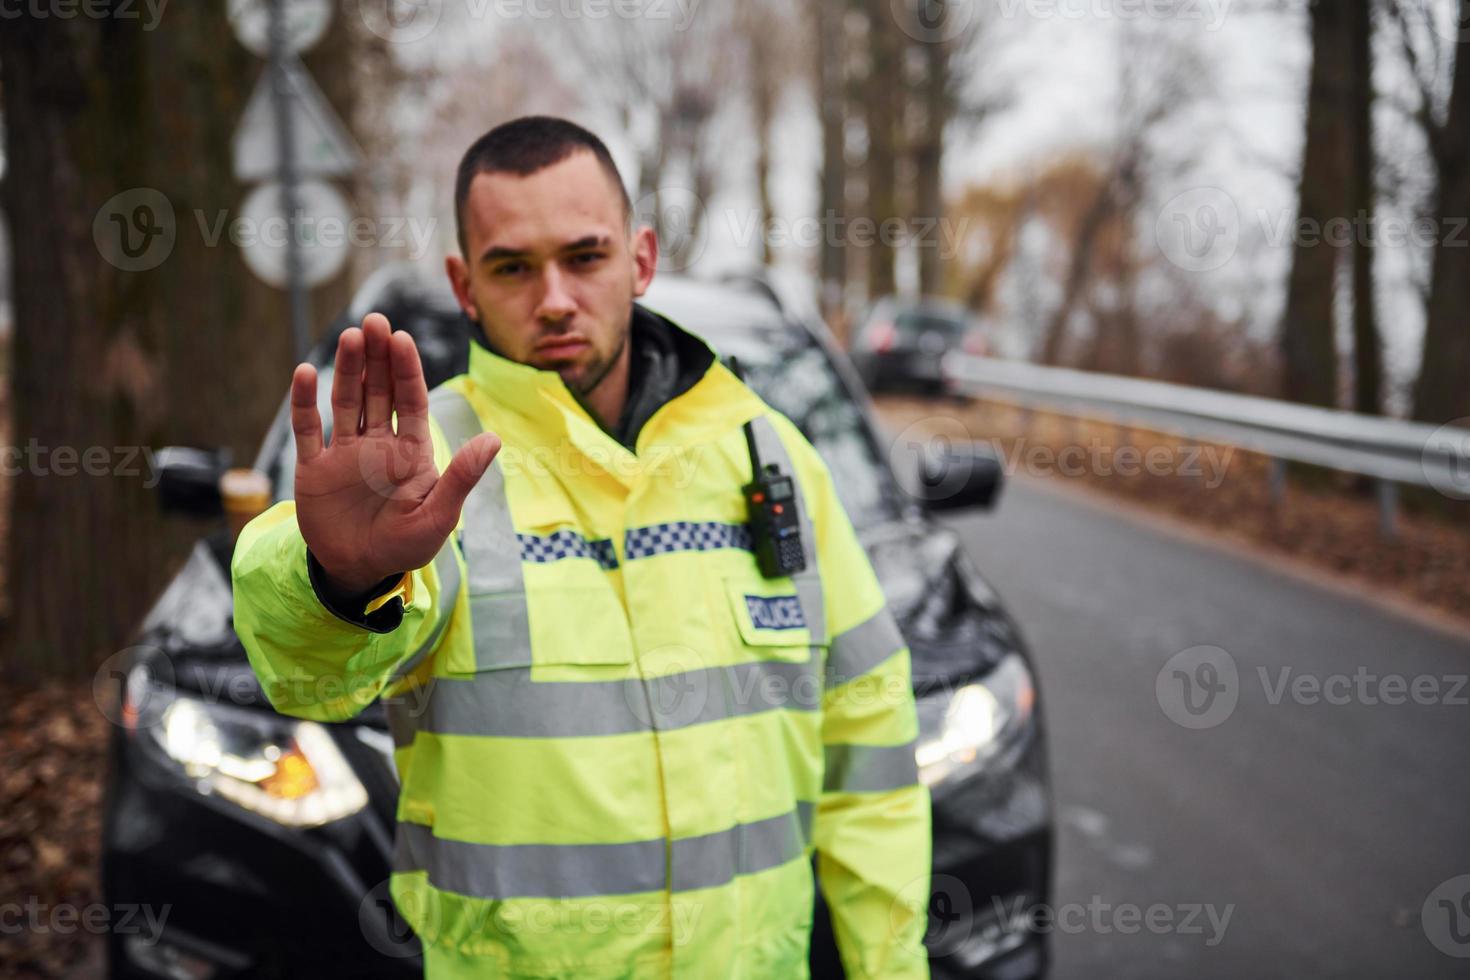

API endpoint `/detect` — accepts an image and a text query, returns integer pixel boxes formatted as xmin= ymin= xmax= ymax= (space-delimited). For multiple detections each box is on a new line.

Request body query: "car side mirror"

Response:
xmin=914 ymin=442 xmax=1004 ymax=512
xmin=155 ymin=446 xmax=230 ymax=517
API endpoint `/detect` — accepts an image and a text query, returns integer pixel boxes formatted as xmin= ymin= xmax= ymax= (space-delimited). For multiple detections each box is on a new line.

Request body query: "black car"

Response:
xmin=101 ymin=268 xmax=1053 ymax=980
xmin=850 ymin=296 xmax=982 ymax=397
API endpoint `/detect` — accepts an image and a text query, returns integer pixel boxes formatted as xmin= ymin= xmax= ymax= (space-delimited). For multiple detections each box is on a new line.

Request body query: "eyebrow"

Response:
xmin=478 ymin=235 xmax=613 ymax=265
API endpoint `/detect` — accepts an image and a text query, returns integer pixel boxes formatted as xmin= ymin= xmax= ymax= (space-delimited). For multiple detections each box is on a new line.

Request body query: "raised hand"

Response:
xmin=290 ymin=313 xmax=501 ymax=596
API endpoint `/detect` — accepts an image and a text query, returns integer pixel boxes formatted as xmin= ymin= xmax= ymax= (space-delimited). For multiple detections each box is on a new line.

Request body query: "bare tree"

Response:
xmin=814 ymin=0 xmax=852 ymax=321
xmin=861 ymin=0 xmax=903 ymax=299
xmin=1391 ymin=0 xmax=1470 ymax=424
xmin=1348 ymin=0 xmax=1383 ymax=416
xmin=1038 ymin=21 xmax=1209 ymax=372
xmin=553 ymin=4 xmax=743 ymax=271
xmin=1280 ymin=0 xmax=1353 ymax=408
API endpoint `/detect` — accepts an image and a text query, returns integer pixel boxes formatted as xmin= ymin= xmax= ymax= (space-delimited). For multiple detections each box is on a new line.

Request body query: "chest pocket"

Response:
xmin=724 ymin=575 xmax=814 ymax=662
xmin=430 ymin=389 xmax=633 ymax=675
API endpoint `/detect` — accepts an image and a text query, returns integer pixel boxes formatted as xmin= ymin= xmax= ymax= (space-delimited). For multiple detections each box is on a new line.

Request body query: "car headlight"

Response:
xmin=127 ymin=662 xmax=367 ymax=828
xmin=915 ymin=654 xmax=1035 ymax=787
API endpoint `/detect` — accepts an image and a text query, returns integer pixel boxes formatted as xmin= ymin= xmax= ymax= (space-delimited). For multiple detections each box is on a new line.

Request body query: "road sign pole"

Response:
xmin=267 ymin=0 xmax=312 ymax=365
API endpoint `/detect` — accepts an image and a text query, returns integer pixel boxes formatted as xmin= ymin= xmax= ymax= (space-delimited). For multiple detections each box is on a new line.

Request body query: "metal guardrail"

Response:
xmin=942 ymin=353 xmax=1470 ymax=537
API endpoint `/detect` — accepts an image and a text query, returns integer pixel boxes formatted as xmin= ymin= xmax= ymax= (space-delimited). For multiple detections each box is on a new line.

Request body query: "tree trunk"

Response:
xmin=815 ymin=0 xmax=850 ymax=325
xmin=862 ymin=0 xmax=900 ymax=300
xmin=913 ymin=10 xmax=949 ymax=297
xmin=1040 ymin=187 xmax=1113 ymax=366
xmin=1348 ymin=0 xmax=1382 ymax=417
xmin=1280 ymin=0 xmax=1351 ymax=407
xmin=0 ymin=4 xmax=357 ymax=681
xmin=1412 ymin=0 xmax=1470 ymax=425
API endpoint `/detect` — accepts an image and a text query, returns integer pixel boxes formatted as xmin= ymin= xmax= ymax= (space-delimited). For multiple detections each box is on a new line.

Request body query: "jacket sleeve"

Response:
xmin=796 ymin=432 xmax=932 ymax=979
xmin=231 ymin=427 xmax=461 ymax=723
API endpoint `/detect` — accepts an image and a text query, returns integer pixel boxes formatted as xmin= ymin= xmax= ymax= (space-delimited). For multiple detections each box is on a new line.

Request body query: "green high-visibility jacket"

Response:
xmin=232 ymin=323 xmax=932 ymax=979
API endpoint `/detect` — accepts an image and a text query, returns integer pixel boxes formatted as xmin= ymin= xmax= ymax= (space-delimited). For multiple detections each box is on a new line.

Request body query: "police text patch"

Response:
xmin=744 ymin=594 xmax=807 ymax=630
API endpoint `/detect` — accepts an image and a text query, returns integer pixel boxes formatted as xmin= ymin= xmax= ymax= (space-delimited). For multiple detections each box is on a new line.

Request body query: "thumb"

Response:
xmin=422 ymin=431 xmax=502 ymax=534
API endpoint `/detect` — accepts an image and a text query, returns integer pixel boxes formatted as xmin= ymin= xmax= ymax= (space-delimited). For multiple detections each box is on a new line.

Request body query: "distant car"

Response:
xmin=850 ymin=296 xmax=985 ymax=397
xmin=101 ymin=269 xmax=1053 ymax=980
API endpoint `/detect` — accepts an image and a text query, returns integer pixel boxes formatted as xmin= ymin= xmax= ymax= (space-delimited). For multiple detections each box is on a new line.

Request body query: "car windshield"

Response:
xmin=698 ymin=323 xmax=902 ymax=530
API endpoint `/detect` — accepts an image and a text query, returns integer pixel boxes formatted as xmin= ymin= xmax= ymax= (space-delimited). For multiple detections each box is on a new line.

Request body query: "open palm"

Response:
xmin=291 ymin=313 xmax=500 ymax=596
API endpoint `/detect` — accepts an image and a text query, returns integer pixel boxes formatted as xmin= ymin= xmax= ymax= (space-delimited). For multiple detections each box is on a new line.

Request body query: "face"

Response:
xmin=446 ymin=150 xmax=658 ymax=396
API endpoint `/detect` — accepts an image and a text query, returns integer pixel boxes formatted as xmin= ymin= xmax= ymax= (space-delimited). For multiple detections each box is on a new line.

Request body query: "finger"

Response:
xmin=290 ymin=363 xmax=324 ymax=461
xmin=422 ymin=432 xmax=502 ymax=537
xmin=362 ymin=313 xmax=393 ymax=432
xmin=389 ymin=329 xmax=431 ymax=443
xmin=331 ymin=327 xmax=365 ymax=442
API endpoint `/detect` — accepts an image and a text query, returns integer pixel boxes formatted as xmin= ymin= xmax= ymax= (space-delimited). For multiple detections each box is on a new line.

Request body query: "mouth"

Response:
xmin=534 ymin=336 xmax=591 ymax=360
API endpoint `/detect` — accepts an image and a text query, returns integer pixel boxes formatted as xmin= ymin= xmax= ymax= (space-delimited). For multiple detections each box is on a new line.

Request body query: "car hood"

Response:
xmin=859 ymin=518 xmax=1026 ymax=693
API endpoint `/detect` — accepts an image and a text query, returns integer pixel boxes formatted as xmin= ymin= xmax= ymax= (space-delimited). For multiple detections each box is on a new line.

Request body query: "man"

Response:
xmin=232 ymin=116 xmax=930 ymax=979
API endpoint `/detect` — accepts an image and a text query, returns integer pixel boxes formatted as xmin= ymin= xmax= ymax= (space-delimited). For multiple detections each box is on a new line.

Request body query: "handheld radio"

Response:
xmin=727 ymin=357 xmax=807 ymax=578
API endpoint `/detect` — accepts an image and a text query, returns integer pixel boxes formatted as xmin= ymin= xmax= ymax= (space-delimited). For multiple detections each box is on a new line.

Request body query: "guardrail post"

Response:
xmin=1376 ymin=479 xmax=1399 ymax=540
xmin=1268 ymin=457 xmax=1287 ymax=507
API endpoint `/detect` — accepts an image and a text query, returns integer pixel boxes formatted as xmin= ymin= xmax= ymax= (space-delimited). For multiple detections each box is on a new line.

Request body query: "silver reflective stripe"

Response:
xmin=428 ymin=388 xmax=531 ymax=669
xmin=427 ymin=388 xmax=522 ymax=595
xmin=468 ymin=592 xmax=533 ymax=668
xmin=409 ymin=651 xmax=821 ymax=739
xmin=826 ymin=606 xmax=905 ymax=689
xmin=395 ymin=821 xmax=665 ymax=899
xmin=669 ymin=804 xmax=813 ymax=891
xmin=393 ymin=802 xmax=814 ymax=900
xmin=386 ymin=541 xmax=462 ymax=687
xmin=745 ymin=415 xmax=826 ymax=645
xmin=823 ymin=742 xmax=919 ymax=794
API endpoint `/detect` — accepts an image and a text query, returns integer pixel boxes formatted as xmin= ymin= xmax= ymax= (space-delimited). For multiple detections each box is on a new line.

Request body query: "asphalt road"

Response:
xmin=943 ymin=477 xmax=1470 ymax=980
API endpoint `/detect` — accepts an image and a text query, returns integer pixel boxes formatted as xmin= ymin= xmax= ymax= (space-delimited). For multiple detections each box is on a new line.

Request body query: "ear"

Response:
xmin=630 ymin=224 xmax=659 ymax=299
xmin=445 ymin=255 xmax=479 ymax=322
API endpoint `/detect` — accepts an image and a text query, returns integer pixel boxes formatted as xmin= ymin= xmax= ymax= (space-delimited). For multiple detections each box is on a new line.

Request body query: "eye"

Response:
xmin=492 ymin=261 xmax=527 ymax=277
xmin=569 ymin=251 xmax=605 ymax=267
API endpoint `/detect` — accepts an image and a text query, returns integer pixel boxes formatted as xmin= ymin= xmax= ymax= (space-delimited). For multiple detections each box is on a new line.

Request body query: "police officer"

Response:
xmin=233 ymin=116 xmax=931 ymax=979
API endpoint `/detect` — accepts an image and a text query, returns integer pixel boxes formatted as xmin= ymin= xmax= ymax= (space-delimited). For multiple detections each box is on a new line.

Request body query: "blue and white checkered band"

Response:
xmin=623 ymin=521 xmax=755 ymax=560
xmin=518 ymin=530 xmax=621 ymax=571
xmin=744 ymin=594 xmax=807 ymax=630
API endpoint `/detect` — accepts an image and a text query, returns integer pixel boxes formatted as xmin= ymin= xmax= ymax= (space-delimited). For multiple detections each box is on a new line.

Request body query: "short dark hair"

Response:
xmin=453 ymin=115 xmax=632 ymax=256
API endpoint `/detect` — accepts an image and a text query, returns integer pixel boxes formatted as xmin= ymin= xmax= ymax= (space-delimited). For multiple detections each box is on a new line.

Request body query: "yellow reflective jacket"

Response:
xmin=232 ymin=320 xmax=931 ymax=979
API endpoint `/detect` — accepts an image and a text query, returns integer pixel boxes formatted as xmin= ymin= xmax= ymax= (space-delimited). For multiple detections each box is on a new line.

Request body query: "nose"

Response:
xmin=534 ymin=262 xmax=577 ymax=324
